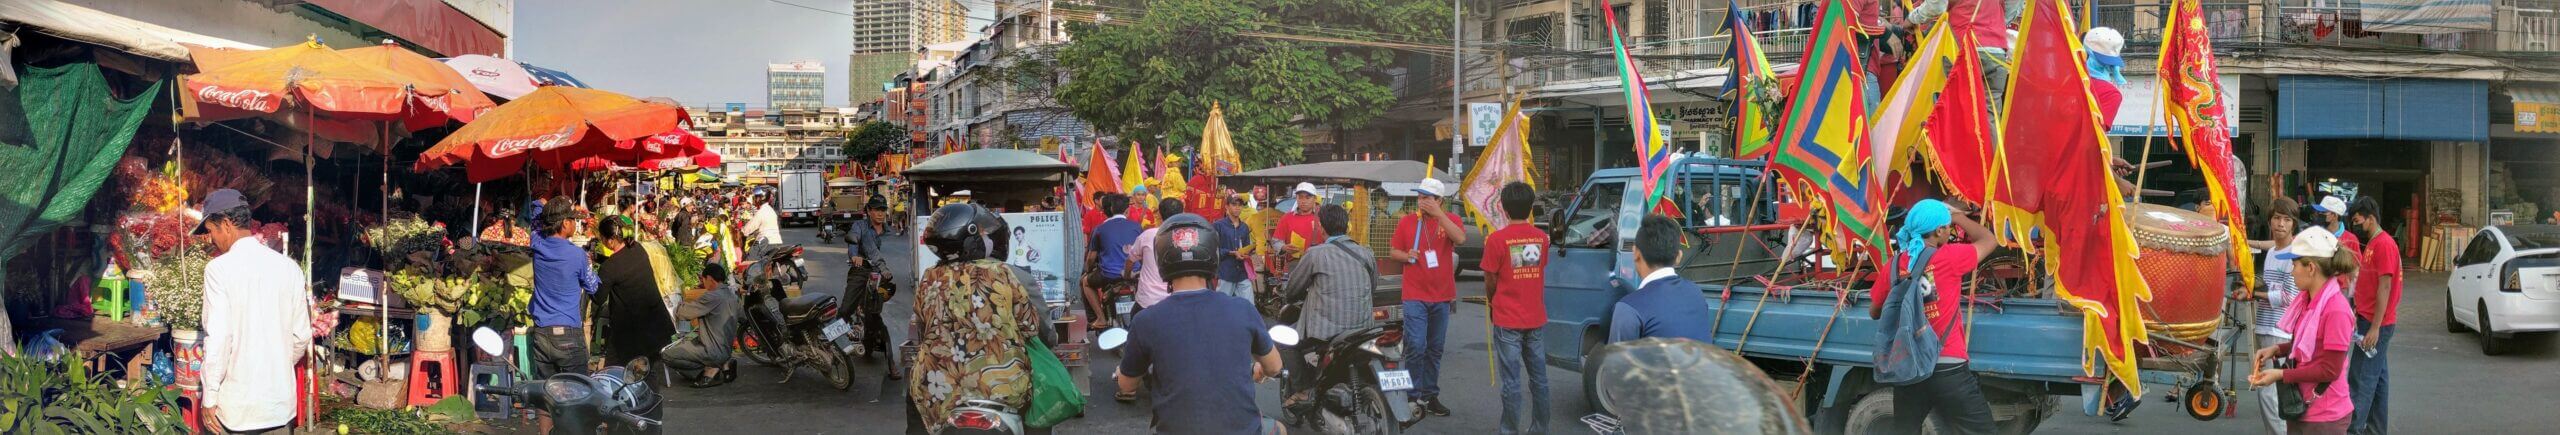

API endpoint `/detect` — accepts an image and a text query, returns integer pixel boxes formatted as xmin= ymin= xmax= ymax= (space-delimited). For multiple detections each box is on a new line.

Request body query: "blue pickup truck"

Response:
xmin=1541 ymin=157 xmax=2231 ymax=434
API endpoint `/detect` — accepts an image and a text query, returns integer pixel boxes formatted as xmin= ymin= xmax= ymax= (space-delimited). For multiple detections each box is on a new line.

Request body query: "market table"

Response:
xmin=25 ymin=317 xmax=164 ymax=375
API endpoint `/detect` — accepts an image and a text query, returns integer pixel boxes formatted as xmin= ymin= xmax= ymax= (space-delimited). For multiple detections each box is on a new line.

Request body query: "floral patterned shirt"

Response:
xmin=907 ymin=260 xmax=1041 ymax=434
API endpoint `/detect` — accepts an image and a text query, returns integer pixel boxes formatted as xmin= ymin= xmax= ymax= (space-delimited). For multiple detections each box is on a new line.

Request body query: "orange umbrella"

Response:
xmin=183 ymin=38 xmax=454 ymax=126
xmin=339 ymin=41 xmax=496 ymax=124
xmin=415 ymin=86 xmax=689 ymax=182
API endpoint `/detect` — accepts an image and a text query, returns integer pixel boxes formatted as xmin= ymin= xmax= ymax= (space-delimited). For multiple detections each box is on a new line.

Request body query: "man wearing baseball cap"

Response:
xmin=1270 ymin=182 xmax=1326 ymax=270
xmin=2313 ymin=196 xmax=2362 ymax=254
xmin=194 ymin=189 xmax=315 ymax=435
xmin=1393 ymin=177 xmax=1465 ymax=417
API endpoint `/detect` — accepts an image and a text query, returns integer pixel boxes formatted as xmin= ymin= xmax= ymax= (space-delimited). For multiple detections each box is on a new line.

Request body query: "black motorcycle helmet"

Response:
xmin=1593 ymin=338 xmax=1811 ymax=435
xmin=1153 ymin=213 xmax=1221 ymax=283
xmin=925 ymin=203 xmax=991 ymax=263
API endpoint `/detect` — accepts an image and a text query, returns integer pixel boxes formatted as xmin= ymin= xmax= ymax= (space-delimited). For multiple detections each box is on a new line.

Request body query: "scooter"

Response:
xmin=942 ymin=399 xmax=1026 ymax=435
xmin=1268 ymin=303 xmax=1413 ymax=434
xmin=818 ymin=216 xmax=841 ymax=243
xmin=473 ymin=330 xmax=663 ymax=435
xmin=844 ymin=257 xmax=898 ymax=360
xmin=732 ymin=245 xmax=863 ymax=390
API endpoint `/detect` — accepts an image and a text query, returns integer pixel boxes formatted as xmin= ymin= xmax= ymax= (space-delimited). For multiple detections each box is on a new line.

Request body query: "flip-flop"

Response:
xmin=1115 ymin=390 xmax=1138 ymax=402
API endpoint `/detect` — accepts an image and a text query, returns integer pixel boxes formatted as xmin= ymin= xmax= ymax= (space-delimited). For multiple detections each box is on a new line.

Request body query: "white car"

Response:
xmin=2447 ymin=225 xmax=2560 ymax=355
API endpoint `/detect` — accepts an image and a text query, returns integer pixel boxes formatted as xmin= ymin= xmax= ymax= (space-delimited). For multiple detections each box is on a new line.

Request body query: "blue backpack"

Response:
xmin=1873 ymin=248 xmax=1943 ymax=386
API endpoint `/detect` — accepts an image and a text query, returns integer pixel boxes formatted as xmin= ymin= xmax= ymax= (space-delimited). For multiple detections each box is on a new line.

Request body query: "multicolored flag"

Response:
xmin=1599 ymin=3 xmax=1677 ymax=216
xmin=1992 ymin=0 xmax=2153 ymax=395
xmin=1870 ymin=21 xmax=1998 ymax=205
xmin=1723 ymin=0 xmax=1782 ymax=159
xmin=1461 ymin=101 xmax=1538 ymax=231
xmin=1771 ymin=0 xmax=1880 ymax=255
xmin=2159 ymin=0 xmax=2255 ymax=290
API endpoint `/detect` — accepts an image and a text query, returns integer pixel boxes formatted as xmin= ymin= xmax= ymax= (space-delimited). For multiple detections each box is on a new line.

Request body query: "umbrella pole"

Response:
xmin=472 ymin=183 xmax=483 ymax=234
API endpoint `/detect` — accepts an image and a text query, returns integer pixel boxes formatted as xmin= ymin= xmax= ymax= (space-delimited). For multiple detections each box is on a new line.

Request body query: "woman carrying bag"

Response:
xmin=2250 ymin=227 xmax=2358 ymax=435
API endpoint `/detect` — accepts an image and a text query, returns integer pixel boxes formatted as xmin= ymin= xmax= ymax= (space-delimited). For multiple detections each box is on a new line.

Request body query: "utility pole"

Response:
xmin=1450 ymin=0 xmax=1464 ymax=176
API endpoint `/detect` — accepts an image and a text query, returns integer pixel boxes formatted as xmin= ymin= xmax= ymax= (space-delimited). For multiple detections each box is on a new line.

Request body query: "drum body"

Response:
xmin=2124 ymin=204 xmax=2230 ymax=345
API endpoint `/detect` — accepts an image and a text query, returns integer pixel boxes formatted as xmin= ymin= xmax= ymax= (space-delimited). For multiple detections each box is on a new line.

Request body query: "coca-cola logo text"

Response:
xmin=471 ymin=68 xmax=502 ymax=78
xmin=488 ymin=126 xmax=579 ymax=157
xmin=195 ymin=86 xmax=276 ymax=112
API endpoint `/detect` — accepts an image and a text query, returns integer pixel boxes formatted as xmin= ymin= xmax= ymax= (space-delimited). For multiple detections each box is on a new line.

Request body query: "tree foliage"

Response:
xmin=1056 ymin=0 xmax=1448 ymax=169
xmin=843 ymin=120 xmax=909 ymax=163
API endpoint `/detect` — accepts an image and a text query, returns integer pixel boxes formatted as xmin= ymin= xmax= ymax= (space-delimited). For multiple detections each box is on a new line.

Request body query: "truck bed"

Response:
xmin=1695 ymin=283 xmax=2091 ymax=385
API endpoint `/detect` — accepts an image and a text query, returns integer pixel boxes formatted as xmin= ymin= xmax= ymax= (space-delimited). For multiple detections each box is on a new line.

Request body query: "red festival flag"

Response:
xmin=1991 ymin=0 xmax=2153 ymax=395
xmin=2159 ymin=0 xmax=2256 ymax=289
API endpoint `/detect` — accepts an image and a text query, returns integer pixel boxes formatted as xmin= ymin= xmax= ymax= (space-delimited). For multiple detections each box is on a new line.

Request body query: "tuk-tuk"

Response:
xmin=823 ymin=177 xmax=868 ymax=221
xmin=897 ymin=149 xmax=1089 ymax=375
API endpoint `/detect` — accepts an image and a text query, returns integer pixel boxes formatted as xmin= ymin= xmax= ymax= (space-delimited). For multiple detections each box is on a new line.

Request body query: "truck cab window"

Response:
xmin=1559 ymin=182 xmax=1626 ymax=249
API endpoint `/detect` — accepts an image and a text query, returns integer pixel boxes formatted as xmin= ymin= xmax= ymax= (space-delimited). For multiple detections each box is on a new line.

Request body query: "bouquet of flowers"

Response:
xmin=134 ymin=248 xmax=209 ymax=331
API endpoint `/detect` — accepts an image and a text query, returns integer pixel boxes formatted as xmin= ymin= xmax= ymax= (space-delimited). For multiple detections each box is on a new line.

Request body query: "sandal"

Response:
xmin=1115 ymin=390 xmax=1138 ymax=402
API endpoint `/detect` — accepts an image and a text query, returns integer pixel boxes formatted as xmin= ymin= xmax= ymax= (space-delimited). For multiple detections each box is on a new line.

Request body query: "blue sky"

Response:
xmin=516 ymin=0 xmax=994 ymax=109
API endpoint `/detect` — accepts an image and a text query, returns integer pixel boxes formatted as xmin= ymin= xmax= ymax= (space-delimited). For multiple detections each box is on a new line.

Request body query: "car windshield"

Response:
xmin=2506 ymin=228 xmax=2560 ymax=250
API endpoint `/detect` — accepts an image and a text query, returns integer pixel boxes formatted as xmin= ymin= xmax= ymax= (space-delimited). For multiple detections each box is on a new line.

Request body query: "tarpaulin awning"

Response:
xmin=2512 ymin=86 xmax=2560 ymax=134
xmin=2276 ymin=76 xmax=2487 ymax=141
xmin=0 ymin=0 xmax=259 ymax=63
xmin=304 ymin=0 xmax=503 ymax=57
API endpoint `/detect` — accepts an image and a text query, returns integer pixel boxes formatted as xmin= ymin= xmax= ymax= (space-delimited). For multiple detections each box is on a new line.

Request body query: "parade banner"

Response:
xmin=1772 ymin=0 xmax=1880 ymax=256
xmin=1598 ymin=3 xmax=1677 ymax=216
xmin=2160 ymin=0 xmax=2257 ymax=290
xmin=1994 ymin=0 xmax=2153 ymax=394
xmin=1722 ymin=0 xmax=1781 ymax=160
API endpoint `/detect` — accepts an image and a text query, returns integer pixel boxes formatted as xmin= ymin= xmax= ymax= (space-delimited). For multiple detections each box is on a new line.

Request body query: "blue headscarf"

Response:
xmin=2087 ymin=53 xmax=2128 ymax=85
xmin=1896 ymin=199 xmax=1955 ymax=271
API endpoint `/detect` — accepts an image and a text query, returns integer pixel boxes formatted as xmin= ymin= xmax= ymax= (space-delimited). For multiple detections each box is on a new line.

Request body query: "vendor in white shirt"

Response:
xmin=194 ymin=189 xmax=315 ymax=435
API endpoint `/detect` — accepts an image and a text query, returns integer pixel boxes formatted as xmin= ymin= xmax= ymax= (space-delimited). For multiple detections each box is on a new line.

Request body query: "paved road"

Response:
xmin=665 ymin=228 xmax=2560 ymax=434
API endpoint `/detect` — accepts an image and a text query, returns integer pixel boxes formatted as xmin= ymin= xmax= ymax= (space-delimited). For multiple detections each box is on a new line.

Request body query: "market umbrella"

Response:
xmin=415 ymin=86 xmax=689 ymax=182
xmin=340 ymin=41 xmax=496 ymax=124
xmin=183 ymin=38 xmax=456 ymax=131
xmin=438 ymin=54 xmax=540 ymax=100
xmin=519 ymin=62 xmax=589 ymax=88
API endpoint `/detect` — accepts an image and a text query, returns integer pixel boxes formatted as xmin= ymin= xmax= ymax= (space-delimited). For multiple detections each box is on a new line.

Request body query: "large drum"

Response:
xmin=2124 ymin=203 xmax=2230 ymax=344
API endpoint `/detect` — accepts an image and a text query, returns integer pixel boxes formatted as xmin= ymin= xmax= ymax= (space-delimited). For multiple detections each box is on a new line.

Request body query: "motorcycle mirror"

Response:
xmin=1268 ymin=325 xmax=1301 ymax=346
xmin=472 ymin=327 xmax=506 ymax=357
xmin=1096 ymin=328 xmax=1130 ymax=350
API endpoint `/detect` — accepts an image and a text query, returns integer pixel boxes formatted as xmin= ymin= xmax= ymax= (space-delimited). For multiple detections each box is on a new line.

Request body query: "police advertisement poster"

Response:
xmin=916 ymin=212 xmax=1069 ymax=303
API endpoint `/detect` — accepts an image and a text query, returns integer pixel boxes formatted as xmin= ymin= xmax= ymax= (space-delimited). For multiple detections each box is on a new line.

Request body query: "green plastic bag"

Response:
xmin=1022 ymin=337 xmax=1085 ymax=428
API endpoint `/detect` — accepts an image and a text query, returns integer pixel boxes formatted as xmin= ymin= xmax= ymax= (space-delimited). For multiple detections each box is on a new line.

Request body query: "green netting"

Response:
xmin=0 ymin=62 xmax=164 ymax=327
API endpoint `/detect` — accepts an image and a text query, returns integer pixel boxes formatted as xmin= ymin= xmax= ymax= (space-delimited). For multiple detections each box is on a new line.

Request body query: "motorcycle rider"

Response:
xmin=908 ymin=204 xmax=1050 ymax=435
xmin=1277 ymin=204 xmax=1377 ymax=413
xmin=1085 ymin=193 xmax=1141 ymax=329
xmin=1115 ymin=214 xmax=1287 ymax=434
xmin=845 ymin=202 xmax=895 ymax=358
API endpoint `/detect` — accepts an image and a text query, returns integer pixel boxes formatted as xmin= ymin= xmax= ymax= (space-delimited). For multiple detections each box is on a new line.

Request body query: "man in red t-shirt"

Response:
xmin=1393 ymin=178 xmax=1465 ymax=417
xmin=1868 ymin=199 xmax=1998 ymax=435
xmin=1271 ymin=183 xmax=1325 ymax=273
xmin=2344 ymin=197 xmax=2399 ymax=433
xmin=1479 ymin=182 xmax=1550 ymax=434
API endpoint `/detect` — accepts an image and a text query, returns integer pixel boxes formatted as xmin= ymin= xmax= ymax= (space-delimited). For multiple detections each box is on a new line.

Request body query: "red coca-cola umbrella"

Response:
xmin=414 ymin=87 xmax=689 ymax=182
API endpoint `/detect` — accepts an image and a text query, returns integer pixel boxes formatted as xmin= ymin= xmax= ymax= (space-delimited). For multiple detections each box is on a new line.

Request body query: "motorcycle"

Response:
xmin=1085 ymin=265 xmax=1137 ymax=329
xmin=942 ymin=399 xmax=1026 ymax=435
xmin=473 ymin=329 xmax=663 ymax=435
xmin=843 ymin=257 xmax=897 ymax=359
xmin=731 ymin=244 xmax=863 ymax=390
xmin=1269 ymin=303 xmax=1413 ymax=434
xmin=818 ymin=216 xmax=840 ymax=243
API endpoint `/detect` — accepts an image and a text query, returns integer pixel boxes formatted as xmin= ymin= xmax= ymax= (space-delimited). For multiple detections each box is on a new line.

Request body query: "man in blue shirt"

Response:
xmin=1117 ymin=214 xmax=1284 ymax=435
xmin=1608 ymin=214 xmax=1716 ymax=343
xmin=1212 ymin=195 xmax=1256 ymax=309
xmin=528 ymin=196 xmax=600 ymax=378
xmin=1085 ymin=194 xmax=1142 ymax=328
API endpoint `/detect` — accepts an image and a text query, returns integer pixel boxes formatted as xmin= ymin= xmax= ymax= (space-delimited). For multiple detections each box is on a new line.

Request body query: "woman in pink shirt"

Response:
xmin=2251 ymin=227 xmax=2359 ymax=435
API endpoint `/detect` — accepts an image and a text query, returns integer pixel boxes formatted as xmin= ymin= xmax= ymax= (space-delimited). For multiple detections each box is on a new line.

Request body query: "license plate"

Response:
xmin=824 ymin=319 xmax=852 ymax=339
xmin=1114 ymin=300 xmax=1135 ymax=316
xmin=1376 ymin=370 xmax=1413 ymax=391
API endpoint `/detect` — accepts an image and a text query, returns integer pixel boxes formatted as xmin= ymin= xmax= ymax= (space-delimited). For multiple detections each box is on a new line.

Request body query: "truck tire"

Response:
xmin=1581 ymin=333 xmax=1603 ymax=414
xmin=1837 ymin=389 xmax=1947 ymax=435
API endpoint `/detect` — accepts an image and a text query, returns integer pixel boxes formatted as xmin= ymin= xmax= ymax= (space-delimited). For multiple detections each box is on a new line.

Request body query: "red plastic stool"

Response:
xmin=407 ymin=349 xmax=463 ymax=406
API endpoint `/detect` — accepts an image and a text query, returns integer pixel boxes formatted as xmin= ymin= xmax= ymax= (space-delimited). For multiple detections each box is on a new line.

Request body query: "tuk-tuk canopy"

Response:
xmin=1226 ymin=160 xmax=1455 ymax=186
xmin=902 ymin=148 xmax=1076 ymax=182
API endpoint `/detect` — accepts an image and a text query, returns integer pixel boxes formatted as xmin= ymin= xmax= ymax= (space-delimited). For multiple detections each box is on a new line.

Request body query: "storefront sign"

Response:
xmin=2511 ymin=87 xmax=2560 ymax=133
xmin=1469 ymin=103 xmax=1503 ymax=147
xmin=2110 ymin=75 xmax=2240 ymax=136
